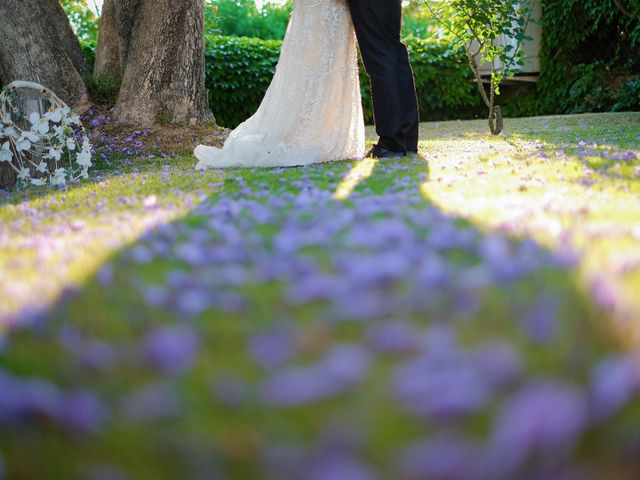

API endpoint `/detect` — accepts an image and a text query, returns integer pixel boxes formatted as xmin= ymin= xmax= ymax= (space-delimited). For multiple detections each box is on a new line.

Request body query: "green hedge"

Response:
xmin=532 ymin=0 xmax=640 ymax=115
xmin=204 ymin=35 xmax=282 ymax=128
xmin=204 ymin=35 xmax=482 ymax=128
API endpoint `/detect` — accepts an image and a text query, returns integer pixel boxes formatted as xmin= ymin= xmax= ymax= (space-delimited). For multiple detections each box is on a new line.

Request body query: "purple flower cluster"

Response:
xmin=2 ymin=155 xmax=640 ymax=478
xmin=260 ymin=343 xmax=371 ymax=406
xmin=82 ymin=107 xmax=171 ymax=163
xmin=0 ymin=368 xmax=108 ymax=435
xmin=572 ymin=136 xmax=640 ymax=179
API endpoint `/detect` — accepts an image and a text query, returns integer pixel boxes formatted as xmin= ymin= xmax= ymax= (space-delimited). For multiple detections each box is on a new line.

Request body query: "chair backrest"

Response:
xmin=0 ymin=81 xmax=84 ymax=188
xmin=9 ymin=86 xmax=53 ymax=133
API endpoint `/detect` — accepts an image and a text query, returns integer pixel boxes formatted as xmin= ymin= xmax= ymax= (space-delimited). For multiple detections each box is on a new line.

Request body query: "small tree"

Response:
xmin=424 ymin=0 xmax=536 ymax=135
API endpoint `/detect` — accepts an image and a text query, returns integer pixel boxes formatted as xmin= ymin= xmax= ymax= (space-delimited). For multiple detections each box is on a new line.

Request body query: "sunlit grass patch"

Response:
xmin=0 ymin=157 xmax=224 ymax=324
xmin=420 ymin=112 xmax=640 ymax=341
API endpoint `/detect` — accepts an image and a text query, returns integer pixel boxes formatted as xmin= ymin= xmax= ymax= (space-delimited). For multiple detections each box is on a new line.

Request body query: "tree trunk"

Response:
xmin=0 ymin=0 xmax=89 ymax=109
xmin=114 ymin=0 xmax=214 ymax=126
xmin=51 ymin=0 xmax=90 ymax=79
xmin=94 ymin=0 xmax=122 ymax=79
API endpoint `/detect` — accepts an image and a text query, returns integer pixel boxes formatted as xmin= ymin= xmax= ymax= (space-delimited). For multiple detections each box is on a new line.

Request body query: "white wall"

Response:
xmin=476 ymin=1 xmax=542 ymax=76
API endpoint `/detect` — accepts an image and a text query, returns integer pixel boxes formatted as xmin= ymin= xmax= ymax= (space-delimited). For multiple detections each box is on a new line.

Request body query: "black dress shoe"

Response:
xmin=364 ymin=145 xmax=406 ymax=160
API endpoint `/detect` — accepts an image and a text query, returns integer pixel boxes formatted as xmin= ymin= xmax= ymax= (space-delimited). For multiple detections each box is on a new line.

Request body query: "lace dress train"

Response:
xmin=194 ymin=0 xmax=365 ymax=169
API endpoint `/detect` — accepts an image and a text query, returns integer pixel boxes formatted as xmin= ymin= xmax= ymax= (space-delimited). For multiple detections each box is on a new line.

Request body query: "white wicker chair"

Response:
xmin=0 ymin=81 xmax=91 ymax=188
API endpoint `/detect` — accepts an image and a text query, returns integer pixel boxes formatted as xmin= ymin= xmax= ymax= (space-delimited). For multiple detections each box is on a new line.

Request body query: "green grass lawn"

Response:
xmin=1 ymin=112 xmax=639 ymax=479
xmin=421 ymin=113 xmax=640 ymax=344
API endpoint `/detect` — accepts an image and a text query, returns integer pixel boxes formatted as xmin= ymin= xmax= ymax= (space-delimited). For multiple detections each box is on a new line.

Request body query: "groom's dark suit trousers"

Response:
xmin=349 ymin=0 xmax=420 ymax=153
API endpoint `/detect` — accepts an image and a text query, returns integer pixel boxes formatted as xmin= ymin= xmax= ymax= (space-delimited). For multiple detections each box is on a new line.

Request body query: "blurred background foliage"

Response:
xmin=535 ymin=0 xmax=640 ymax=115
xmin=59 ymin=0 xmax=640 ymax=128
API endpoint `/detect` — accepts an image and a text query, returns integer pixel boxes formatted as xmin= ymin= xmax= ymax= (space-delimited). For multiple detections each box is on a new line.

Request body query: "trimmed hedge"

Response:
xmin=204 ymin=35 xmax=282 ymax=128
xmin=204 ymin=35 xmax=482 ymax=128
xmin=523 ymin=0 xmax=640 ymax=116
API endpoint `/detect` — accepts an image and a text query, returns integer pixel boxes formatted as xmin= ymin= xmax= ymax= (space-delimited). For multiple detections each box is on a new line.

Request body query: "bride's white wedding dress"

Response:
xmin=195 ymin=0 xmax=365 ymax=169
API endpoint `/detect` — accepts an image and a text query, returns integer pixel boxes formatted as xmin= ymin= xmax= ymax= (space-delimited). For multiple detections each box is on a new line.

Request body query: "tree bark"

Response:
xmin=114 ymin=0 xmax=214 ymax=126
xmin=51 ymin=0 xmax=90 ymax=79
xmin=94 ymin=0 xmax=122 ymax=79
xmin=0 ymin=0 xmax=89 ymax=109
xmin=114 ymin=0 xmax=140 ymax=70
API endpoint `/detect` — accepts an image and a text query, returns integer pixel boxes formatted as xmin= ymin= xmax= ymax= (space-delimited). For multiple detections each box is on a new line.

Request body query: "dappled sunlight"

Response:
xmin=419 ymin=113 xmax=640 ymax=345
xmin=4 ymin=115 xmax=640 ymax=478
xmin=0 ymin=164 xmax=225 ymax=327
xmin=333 ymin=157 xmax=379 ymax=200
xmin=0 ymin=208 xmax=185 ymax=325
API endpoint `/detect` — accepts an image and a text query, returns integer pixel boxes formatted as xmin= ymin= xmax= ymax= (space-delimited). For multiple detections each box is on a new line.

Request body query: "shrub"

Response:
xmin=204 ymin=35 xmax=282 ymax=128
xmin=612 ymin=76 xmax=640 ymax=112
xmin=205 ymin=0 xmax=293 ymax=40
xmin=204 ymin=0 xmax=439 ymax=42
xmin=87 ymin=75 xmax=122 ymax=107
xmin=536 ymin=0 xmax=640 ymax=114
xmin=205 ymin=35 xmax=482 ymax=128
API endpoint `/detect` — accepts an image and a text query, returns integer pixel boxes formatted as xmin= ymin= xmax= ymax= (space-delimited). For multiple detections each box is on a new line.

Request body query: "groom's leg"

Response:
xmin=397 ymin=43 xmax=420 ymax=153
xmin=349 ymin=0 xmax=419 ymax=153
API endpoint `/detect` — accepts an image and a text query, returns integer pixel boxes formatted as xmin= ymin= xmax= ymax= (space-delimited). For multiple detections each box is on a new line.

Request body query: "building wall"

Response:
xmin=477 ymin=1 xmax=542 ymax=76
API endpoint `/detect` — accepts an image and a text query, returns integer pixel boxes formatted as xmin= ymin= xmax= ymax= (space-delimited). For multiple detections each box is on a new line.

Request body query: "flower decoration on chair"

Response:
xmin=0 ymin=81 xmax=93 ymax=187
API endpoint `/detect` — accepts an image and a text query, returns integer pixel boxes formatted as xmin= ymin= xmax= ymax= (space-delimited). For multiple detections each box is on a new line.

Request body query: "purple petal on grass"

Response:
xmin=400 ymin=438 xmax=479 ymax=480
xmin=129 ymin=246 xmax=154 ymax=264
xmin=57 ymin=324 xmax=84 ymax=351
xmin=174 ymin=288 xmax=211 ymax=316
xmin=17 ymin=378 xmax=63 ymax=421
xmin=333 ymin=290 xmax=389 ymax=321
xmin=142 ymin=285 xmax=170 ymax=308
xmin=420 ymin=324 xmax=458 ymax=357
xmin=286 ymin=274 xmax=338 ymax=304
xmin=96 ymin=265 xmax=114 ymax=286
xmin=58 ymin=390 xmax=109 ymax=434
xmin=321 ymin=344 xmax=372 ymax=386
xmin=248 ymin=327 xmax=297 ymax=370
xmin=142 ymin=325 xmax=199 ymax=375
xmin=415 ymin=254 xmax=451 ymax=289
xmin=82 ymin=340 xmax=118 ymax=372
xmin=174 ymin=241 xmax=206 ymax=265
xmin=479 ymin=235 xmax=525 ymax=283
xmin=0 ymin=372 xmax=61 ymax=424
xmin=393 ymin=353 xmax=491 ymax=420
xmin=260 ymin=366 xmax=334 ymax=406
xmin=522 ymin=294 xmax=559 ymax=344
xmin=260 ymin=344 xmax=371 ymax=407
xmin=590 ymin=355 xmax=640 ymax=420
xmin=366 ymin=321 xmax=418 ymax=355
xmin=472 ymin=342 xmax=522 ymax=388
xmin=306 ymin=452 xmax=376 ymax=480
xmin=486 ymin=382 xmax=587 ymax=475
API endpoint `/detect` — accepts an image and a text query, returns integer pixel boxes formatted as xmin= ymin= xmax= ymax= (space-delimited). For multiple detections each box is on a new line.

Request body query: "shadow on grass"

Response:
xmin=3 ymin=153 xmax=639 ymax=480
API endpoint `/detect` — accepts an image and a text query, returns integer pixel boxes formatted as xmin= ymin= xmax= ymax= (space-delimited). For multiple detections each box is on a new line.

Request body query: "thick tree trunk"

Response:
xmin=0 ymin=0 xmax=89 ymax=109
xmin=94 ymin=0 xmax=122 ymax=79
xmin=114 ymin=0 xmax=214 ymax=126
xmin=114 ymin=0 xmax=141 ymax=69
xmin=51 ymin=0 xmax=90 ymax=79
